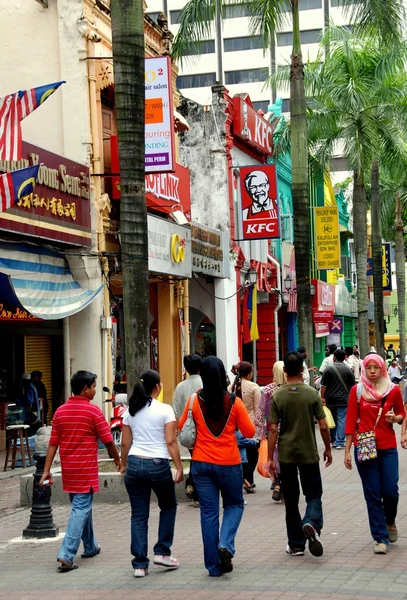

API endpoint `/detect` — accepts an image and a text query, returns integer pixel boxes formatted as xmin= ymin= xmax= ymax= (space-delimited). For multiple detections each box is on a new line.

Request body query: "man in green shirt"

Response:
xmin=266 ymin=351 xmax=332 ymax=557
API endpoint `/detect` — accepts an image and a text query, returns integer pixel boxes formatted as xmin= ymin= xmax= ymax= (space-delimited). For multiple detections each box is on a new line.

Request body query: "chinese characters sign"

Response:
xmin=145 ymin=56 xmax=175 ymax=173
xmin=0 ymin=142 xmax=91 ymax=246
xmin=239 ymin=164 xmax=280 ymax=240
xmin=314 ymin=206 xmax=340 ymax=269
xmin=191 ymin=223 xmax=229 ymax=278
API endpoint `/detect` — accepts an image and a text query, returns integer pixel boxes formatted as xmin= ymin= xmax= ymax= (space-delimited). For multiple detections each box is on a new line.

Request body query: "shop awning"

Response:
xmin=0 ymin=242 xmax=104 ymax=320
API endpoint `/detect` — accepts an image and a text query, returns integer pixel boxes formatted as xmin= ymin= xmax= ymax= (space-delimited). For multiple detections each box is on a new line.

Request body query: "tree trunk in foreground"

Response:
xmin=290 ymin=0 xmax=313 ymax=365
xmin=353 ymin=170 xmax=369 ymax=358
xmin=371 ymin=161 xmax=385 ymax=358
xmin=395 ymin=195 xmax=406 ymax=370
xmin=111 ymin=0 xmax=149 ymax=390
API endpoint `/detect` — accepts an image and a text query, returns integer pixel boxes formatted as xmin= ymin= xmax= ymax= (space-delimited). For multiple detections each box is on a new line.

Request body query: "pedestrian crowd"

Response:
xmin=38 ymin=341 xmax=407 ymax=578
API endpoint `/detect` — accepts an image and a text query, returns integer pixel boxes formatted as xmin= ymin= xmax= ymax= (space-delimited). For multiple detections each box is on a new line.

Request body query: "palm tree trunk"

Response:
xmin=290 ymin=0 xmax=313 ymax=364
xmin=111 ymin=0 xmax=149 ymax=389
xmin=371 ymin=160 xmax=385 ymax=358
xmin=395 ymin=195 xmax=406 ymax=371
xmin=353 ymin=170 xmax=369 ymax=358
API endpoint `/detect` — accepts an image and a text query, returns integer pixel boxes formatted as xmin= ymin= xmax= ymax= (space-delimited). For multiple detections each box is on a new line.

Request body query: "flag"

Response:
xmin=242 ymin=285 xmax=259 ymax=344
xmin=0 ymin=164 xmax=40 ymax=212
xmin=0 ymin=81 xmax=65 ymax=161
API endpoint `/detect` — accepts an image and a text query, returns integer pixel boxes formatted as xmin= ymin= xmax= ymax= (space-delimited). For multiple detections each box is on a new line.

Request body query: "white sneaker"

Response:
xmin=134 ymin=568 xmax=148 ymax=577
xmin=153 ymin=555 xmax=179 ymax=569
xmin=374 ymin=543 xmax=388 ymax=554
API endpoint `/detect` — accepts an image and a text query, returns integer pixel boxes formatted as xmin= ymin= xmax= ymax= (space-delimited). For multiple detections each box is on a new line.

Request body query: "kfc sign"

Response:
xmin=239 ymin=164 xmax=280 ymax=240
xmin=233 ymin=97 xmax=275 ymax=156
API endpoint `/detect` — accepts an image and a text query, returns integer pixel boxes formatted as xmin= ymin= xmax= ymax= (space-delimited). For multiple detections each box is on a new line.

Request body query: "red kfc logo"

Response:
xmin=239 ymin=165 xmax=280 ymax=240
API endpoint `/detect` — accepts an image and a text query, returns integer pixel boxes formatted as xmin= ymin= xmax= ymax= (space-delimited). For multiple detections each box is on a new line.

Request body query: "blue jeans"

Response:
xmin=328 ymin=406 xmax=347 ymax=446
xmin=355 ymin=448 xmax=399 ymax=544
xmin=124 ymin=456 xmax=177 ymax=569
xmin=191 ymin=461 xmax=244 ymax=577
xmin=279 ymin=462 xmax=323 ymax=551
xmin=57 ymin=491 xmax=98 ymax=564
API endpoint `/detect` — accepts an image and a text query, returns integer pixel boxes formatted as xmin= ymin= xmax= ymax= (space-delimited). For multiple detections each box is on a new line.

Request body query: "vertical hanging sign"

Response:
xmin=314 ymin=206 xmax=340 ymax=269
xmin=145 ymin=56 xmax=175 ymax=173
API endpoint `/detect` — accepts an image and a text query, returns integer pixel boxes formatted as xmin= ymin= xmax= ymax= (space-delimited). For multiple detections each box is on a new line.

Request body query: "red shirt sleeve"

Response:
xmin=94 ymin=407 xmax=113 ymax=444
xmin=345 ymin=385 xmax=358 ymax=436
xmin=392 ymin=387 xmax=405 ymax=419
xmin=236 ymin=397 xmax=256 ymax=438
xmin=49 ymin=411 xmax=60 ymax=446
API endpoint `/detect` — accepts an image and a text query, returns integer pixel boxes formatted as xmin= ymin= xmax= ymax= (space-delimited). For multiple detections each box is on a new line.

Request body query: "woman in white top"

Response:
xmin=121 ymin=370 xmax=183 ymax=578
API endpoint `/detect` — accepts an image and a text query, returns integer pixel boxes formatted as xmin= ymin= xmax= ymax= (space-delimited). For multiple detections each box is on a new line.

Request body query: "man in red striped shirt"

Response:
xmin=40 ymin=371 xmax=120 ymax=572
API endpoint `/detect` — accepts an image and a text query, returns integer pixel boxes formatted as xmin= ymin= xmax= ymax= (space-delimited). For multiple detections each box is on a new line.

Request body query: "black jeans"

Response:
xmin=279 ymin=462 xmax=323 ymax=550
xmin=243 ymin=445 xmax=259 ymax=486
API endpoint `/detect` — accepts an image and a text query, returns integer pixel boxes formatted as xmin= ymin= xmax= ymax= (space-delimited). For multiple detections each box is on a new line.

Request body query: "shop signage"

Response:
xmin=233 ymin=97 xmax=275 ymax=156
xmin=313 ymin=280 xmax=336 ymax=313
xmin=239 ymin=164 xmax=280 ymax=240
xmin=312 ymin=309 xmax=333 ymax=323
xmin=0 ymin=142 xmax=91 ymax=246
xmin=366 ymin=242 xmax=392 ymax=291
xmin=250 ymin=259 xmax=277 ymax=293
xmin=145 ymin=56 xmax=175 ymax=173
xmin=191 ymin=223 xmax=229 ymax=278
xmin=314 ymin=206 xmax=340 ymax=269
xmin=315 ymin=322 xmax=330 ymax=338
xmin=329 ymin=317 xmax=343 ymax=333
xmin=148 ymin=214 xmax=191 ymax=278
xmin=0 ymin=301 xmax=40 ymax=321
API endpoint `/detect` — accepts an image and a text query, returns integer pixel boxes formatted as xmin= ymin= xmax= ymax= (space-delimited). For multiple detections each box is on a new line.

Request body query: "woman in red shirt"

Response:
xmin=344 ymin=353 xmax=405 ymax=554
xmin=179 ymin=356 xmax=255 ymax=577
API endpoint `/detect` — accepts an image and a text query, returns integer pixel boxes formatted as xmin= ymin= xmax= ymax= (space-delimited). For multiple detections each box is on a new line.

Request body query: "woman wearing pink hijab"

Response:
xmin=344 ymin=353 xmax=405 ymax=555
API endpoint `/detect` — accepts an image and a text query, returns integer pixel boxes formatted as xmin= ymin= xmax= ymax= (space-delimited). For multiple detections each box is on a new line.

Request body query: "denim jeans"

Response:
xmin=192 ymin=461 xmax=244 ymax=577
xmin=328 ymin=406 xmax=347 ymax=446
xmin=355 ymin=447 xmax=399 ymax=544
xmin=124 ymin=456 xmax=177 ymax=569
xmin=57 ymin=490 xmax=98 ymax=564
xmin=279 ymin=462 xmax=323 ymax=551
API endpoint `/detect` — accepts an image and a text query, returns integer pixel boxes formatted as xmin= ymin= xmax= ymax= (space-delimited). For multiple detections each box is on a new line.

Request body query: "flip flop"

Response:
xmin=57 ymin=561 xmax=78 ymax=573
xmin=81 ymin=546 xmax=101 ymax=558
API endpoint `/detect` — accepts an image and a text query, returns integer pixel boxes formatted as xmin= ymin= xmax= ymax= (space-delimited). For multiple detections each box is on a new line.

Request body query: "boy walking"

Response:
xmin=266 ymin=352 xmax=332 ymax=557
xmin=40 ymin=371 xmax=121 ymax=572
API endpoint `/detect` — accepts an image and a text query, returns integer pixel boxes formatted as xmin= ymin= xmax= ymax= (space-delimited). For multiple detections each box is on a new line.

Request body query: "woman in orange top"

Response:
xmin=179 ymin=356 xmax=255 ymax=577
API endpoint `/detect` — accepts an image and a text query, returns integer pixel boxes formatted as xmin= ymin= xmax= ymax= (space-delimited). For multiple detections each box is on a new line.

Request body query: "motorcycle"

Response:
xmin=103 ymin=386 xmax=128 ymax=453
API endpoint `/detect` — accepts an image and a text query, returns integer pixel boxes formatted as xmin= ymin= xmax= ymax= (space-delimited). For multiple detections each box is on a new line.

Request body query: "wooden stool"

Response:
xmin=4 ymin=425 xmax=32 ymax=471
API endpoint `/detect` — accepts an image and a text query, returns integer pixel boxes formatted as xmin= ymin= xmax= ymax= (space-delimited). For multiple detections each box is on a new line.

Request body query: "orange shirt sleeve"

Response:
xmin=236 ymin=397 xmax=255 ymax=438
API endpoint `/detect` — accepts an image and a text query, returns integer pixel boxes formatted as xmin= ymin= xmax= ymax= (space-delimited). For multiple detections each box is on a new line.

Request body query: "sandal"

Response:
xmin=243 ymin=480 xmax=256 ymax=494
xmin=81 ymin=546 xmax=101 ymax=558
xmin=272 ymin=486 xmax=282 ymax=502
xmin=57 ymin=560 xmax=78 ymax=573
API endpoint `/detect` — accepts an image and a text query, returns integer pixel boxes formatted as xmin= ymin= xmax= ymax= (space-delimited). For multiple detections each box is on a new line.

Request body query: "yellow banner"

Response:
xmin=315 ymin=206 xmax=341 ymax=270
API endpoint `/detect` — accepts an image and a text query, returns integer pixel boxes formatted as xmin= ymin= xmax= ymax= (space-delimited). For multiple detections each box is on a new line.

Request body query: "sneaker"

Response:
xmin=374 ymin=543 xmax=388 ymax=554
xmin=134 ymin=568 xmax=148 ymax=577
xmin=186 ymin=485 xmax=194 ymax=499
xmin=388 ymin=524 xmax=398 ymax=543
xmin=193 ymin=501 xmax=200 ymax=508
xmin=153 ymin=555 xmax=179 ymax=569
xmin=218 ymin=547 xmax=233 ymax=573
xmin=302 ymin=523 xmax=323 ymax=557
xmin=286 ymin=545 xmax=305 ymax=556
xmin=335 ymin=445 xmax=345 ymax=449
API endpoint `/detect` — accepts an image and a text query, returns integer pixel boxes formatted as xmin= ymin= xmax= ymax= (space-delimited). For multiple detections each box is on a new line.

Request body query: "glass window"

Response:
xmin=177 ymin=72 xmax=217 ymax=89
xmin=146 ymin=12 xmax=160 ymax=22
xmin=331 ymin=0 xmax=357 ymax=5
xmin=224 ymin=36 xmax=263 ymax=52
xmin=281 ymin=0 xmax=322 ymax=10
xmin=282 ymin=98 xmax=290 ymax=112
xmin=252 ymin=100 xmax=270 ymax=113
xmin=170 ymin=10 xmax=183 ymax=24
xmin=277 ymin=29 xmax=322 ymax=46
xmin=224 ymin=4 xmax=253 ymax=18
xmin=183 ymin=40 xmax=215 ymax=55
xmin=225 ymin=68 xmax=268 ymax=85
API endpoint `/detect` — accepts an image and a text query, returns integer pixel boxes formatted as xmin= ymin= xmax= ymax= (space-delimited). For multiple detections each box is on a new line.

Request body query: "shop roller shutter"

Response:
xmin=24 ymin=335 xmax=52 ymax=424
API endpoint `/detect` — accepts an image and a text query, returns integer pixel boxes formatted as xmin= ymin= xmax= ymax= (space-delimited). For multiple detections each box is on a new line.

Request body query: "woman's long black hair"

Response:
xmin=199 ymin=356 xmax=228 ymax=421
xmin=128 ymin=369 xmax=160 ymax=417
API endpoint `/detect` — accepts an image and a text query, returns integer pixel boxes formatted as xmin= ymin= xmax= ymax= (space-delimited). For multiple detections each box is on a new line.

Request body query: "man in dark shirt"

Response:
xmin=320 ymin=348 xmax=355 ymax=450
xmin=31 ymin=371 xmax=48 ymax=426
xmin=266 ymin=352 xmax=332 ymax=558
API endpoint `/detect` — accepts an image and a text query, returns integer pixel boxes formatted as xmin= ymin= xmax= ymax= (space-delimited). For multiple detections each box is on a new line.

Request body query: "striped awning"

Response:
xmin=0 ymin=242 xmax=104 ymax=320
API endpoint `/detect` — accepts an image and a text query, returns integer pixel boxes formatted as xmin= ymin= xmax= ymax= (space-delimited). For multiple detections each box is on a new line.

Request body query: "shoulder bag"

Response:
xmin=179 ymin=394 xmax=196 ymax=449
xmin=355 ymin=383 xmax=387 ymax=462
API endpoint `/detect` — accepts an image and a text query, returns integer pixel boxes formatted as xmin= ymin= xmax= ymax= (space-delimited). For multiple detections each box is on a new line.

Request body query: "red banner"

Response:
xmin=312 ymin=309 xmax=333 ymax=323
xmin=315 ymin=323 xmax=330 ymax=338
xmin=240 ymin=164 xmax=280 ymax=240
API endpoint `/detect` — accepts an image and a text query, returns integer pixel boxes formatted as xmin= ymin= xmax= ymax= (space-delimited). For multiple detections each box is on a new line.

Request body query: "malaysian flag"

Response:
xmin=0 ymin=81 xmax=65 ymax=161
xmin=0 ymin=164 xmax=40 ymax=212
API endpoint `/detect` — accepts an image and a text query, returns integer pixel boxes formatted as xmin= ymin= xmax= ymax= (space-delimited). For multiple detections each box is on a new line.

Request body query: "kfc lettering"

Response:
xmin=233 ymin=97 xmax=275 ymax=156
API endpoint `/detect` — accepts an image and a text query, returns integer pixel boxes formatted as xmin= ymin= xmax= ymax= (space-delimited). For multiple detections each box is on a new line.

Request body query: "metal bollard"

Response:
xmin=22 ymin=452 xmax=59 ymax=539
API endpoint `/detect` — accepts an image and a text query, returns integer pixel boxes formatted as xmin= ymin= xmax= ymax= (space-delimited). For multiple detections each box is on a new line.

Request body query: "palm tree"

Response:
xmin=370 ymin=160 xmax=385 ymax=357
xmin=111 ymin=0 xmax=149 ymax=389
xmin=305 ymin=29 xmax=407 ymax=357
xmin=172 ymin=0 xmax=406 ymax=364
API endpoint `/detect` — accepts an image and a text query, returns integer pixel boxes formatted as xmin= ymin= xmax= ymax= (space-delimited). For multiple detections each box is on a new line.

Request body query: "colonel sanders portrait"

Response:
xmin=242 ymin=170 xmax=278 ymax=220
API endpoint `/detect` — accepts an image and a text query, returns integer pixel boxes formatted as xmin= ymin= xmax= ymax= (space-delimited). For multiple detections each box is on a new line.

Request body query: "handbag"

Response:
xmin=323 ymin=406 xmax=335 ymax=429
xmin=355 ymin=384 xmax=387 ymax=462
xmin=179 ymin=394 xmax=196 ymax=449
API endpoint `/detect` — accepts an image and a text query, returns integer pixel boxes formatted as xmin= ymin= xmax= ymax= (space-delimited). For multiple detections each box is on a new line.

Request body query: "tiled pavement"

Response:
xmin=2 ymin=443 xmax=407 ymax=599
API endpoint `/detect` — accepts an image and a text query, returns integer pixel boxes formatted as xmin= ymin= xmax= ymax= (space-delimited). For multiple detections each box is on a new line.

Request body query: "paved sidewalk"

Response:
xmin=2 ymin=443 xmax=407 ymax=599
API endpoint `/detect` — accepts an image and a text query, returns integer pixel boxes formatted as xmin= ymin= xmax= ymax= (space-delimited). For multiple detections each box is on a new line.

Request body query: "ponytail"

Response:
xmin=230 ymin=361 xmax=253 ymax=400
xmin=128 ymin=369 xmax=160 ymax=417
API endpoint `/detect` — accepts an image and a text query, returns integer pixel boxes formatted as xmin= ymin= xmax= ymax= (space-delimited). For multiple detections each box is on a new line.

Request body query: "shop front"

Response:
xmin=312 ymin=280 xmax=336 ymax=368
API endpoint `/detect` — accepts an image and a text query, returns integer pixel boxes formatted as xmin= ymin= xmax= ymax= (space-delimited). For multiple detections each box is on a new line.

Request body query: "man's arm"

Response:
xmin=320 ymin=385 xmax=327 ymax=405
xmin=318 ymin=419 xmax=332 ymax=467
xmin=106 ymin=441 xmax=120 ymax=470
xmin=120 ymin=424 xmax=132 ymax=475
xmin=165 ymin=422 xmax=184 ymax=483
xmin=265 ymin=423 xmax=278 ymax=475
xmin=39 ymin=444 xmax=58 ymax=486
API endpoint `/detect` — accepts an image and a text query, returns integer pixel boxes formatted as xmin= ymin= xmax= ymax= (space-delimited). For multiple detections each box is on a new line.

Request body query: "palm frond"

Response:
xmin=171 ymin=0 xmax=218 ymax=63
xmin=338 ymin=0 xmax=405 ymax=45
xmin=248 ymin=0 xmax=289 ymax=48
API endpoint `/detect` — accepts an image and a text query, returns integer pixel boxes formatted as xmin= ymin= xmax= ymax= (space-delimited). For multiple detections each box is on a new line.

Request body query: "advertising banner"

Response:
xmin=312 ymin=309 xmax=333 ymax=323
xmin=145 ymin=56 xmax=175 ymax=173
xmin=315 ymin=322 xmax=330 ymax=338
xmin=314 ymin=206 xmax=340 ymax=269
xmin=148 ymin=214 xmax=191 ymax=278
xmin=239 ymin=164 xmax=280 ymax=240
xmin=232 ymin=97 xmax=275 ymax=156
xmin=366 ymin=243 xmax=392 ymax=291
xmin=329 ymin=317 xmax=343 ymax=334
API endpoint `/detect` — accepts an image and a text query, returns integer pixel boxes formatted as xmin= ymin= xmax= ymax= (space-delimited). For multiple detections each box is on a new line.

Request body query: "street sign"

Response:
xmin=314 ymin=206 xmax=340 ymax=270
xmin=366 ymin=243 xmax=392 ymax=291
